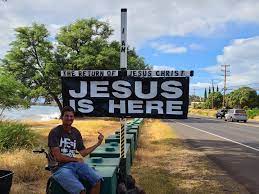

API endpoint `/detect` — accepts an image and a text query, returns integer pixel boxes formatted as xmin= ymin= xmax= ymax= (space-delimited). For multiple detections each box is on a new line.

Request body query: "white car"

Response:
xmin=225 ymin=109 xmax=247 ymax=122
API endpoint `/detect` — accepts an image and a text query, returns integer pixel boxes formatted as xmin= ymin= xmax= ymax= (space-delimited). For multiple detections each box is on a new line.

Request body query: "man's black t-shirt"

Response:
xmin=48 ymin=125 xmax=85 ymax=166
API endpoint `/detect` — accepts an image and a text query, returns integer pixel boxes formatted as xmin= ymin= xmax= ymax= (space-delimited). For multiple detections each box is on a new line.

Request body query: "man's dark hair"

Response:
xmin=61 ymin=106 xmax=75 ymax=117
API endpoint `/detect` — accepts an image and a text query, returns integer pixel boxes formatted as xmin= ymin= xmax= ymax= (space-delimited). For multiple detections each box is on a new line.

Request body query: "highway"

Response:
xmin=165 ymin=116 xmax=259 ymax=194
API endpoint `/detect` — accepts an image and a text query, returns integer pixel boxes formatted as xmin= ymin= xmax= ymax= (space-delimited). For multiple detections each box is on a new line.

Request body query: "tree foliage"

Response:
xmin=226 ymin=87 xmax=257 ymax=108
xmin=204 ymin=92 xmax=223 ymax=109
xmin=0 ymin=70 xmax=30 ymax=116
xmin=56 ymin=18 xmax=148 ymax=70
xmin=189 ymin=95 xmax=202 ymax=102
xmin=2 ymin=19 xmax=149 ymax=113
xmin=2 ymin=23 xmax=62 ymax=110
xmin=204 ymin=88 xmax=207 ymax=101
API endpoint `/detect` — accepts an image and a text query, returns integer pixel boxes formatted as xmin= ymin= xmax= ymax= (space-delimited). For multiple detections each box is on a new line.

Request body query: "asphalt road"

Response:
xmin=165 ymin=116 xmax=259 ymax=194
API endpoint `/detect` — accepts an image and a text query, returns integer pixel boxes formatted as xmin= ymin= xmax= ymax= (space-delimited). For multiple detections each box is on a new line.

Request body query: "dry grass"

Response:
xmin=23 ymin=118 xmax=120 ymax=147
xmin=0 ymin=118 xmax=119 ymax=194
xmin=189 ymin=108 xmax=217 ymax=117
xmin=1 ymin=118 xmax=249 ymax=193
xmin=131 ymin=119 xmax=249 ymax=194
xmin=253 ymin=116 xmax=259 ymax=121
xmin=0 ymin=149 xmax=49 ymax=194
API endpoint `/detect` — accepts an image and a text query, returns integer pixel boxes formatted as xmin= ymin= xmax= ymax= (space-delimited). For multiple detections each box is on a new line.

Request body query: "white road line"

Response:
xmin=175 ymin=121 xmax=259 ymax=152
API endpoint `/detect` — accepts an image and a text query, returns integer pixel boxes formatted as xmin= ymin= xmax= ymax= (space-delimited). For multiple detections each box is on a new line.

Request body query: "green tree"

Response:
xmin=216 ymin=85 xmax=219 ymax=92
xmin=56 ymin=19 xmax=148 ymax=70
xmin=189 ymin=95 xmax=202 ymax=102
xmin=2 ymin=19 xmax=149 ymax=113
xmin=227 ymin=87 xmax=257 ymax=108
xmin=2 ymin=23 xmax=63 ymax=111
xmin=204 ymin=88 xmax=207 ymax=101
xmin=0 ymin=70 xmax=30 ymax=117
xmin=208 ymin=86 xmax=211 ymax=95
xmin=204 ymin=92 xmax=223 ymax=109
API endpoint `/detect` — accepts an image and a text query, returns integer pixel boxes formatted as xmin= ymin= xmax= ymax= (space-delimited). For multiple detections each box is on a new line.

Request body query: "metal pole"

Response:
xmin=120 ymin=8 xmax=127 ymax=184
xmin=120 ymin=9 xmax=127 ymax=70
xmin=221 ymin=64 xmax=230 ymax=108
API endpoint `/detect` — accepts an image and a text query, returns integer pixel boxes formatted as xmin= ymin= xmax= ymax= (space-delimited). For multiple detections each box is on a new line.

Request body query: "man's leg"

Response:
xmin=74 ymin=163 xmax=103 ymax=194
xmin=90 ymin=181 xmax=101 ymax=194
xmin=52 ymin=166 xmax=85 ymax=194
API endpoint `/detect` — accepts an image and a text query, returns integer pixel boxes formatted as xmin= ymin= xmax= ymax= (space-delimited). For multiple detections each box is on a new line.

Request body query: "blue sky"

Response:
xmin=1 ymin=0 xmax=259 ymax=96
xmin=139 ymin=22 xmax=259 ymax=95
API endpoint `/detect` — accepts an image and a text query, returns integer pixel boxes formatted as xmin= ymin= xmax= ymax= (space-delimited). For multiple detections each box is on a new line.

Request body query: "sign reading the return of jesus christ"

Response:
xmin=61 ymin=70 xmax=193 ymax=119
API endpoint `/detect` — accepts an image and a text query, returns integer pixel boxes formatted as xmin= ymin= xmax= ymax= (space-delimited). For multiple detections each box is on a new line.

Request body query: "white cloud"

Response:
xmin=204 ymin=36 xmax=259 ymax=87
xmin=152 ymin=65 xmax=175 ymax=70
xmin=201 ymin=65 xmax=221 ymax=74
xmin=150 ymin=42 xmax=187 ymax=54
xmin=190 ymin=82 xmax=211 ymax=89
xmin=47 ymin=24 xmax=63 ymax=38
xmin=0 ymin=5 xmax=28 ymax=57
xmin=1 ymin=0 xmax=259 ymax=57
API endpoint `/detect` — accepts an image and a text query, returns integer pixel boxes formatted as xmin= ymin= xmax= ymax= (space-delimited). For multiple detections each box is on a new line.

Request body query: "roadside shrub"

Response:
xmin=247 ymin=108 xmax=259 ymax=119
xmin=193 ymin=103 xmax=204 ymax=109
xmin=0 ymin=121 xmax=36 ymax=151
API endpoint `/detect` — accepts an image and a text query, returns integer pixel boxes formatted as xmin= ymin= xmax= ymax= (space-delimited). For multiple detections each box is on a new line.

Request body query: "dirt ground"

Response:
xmin=131 ymin=119 xmax=249 ymax=194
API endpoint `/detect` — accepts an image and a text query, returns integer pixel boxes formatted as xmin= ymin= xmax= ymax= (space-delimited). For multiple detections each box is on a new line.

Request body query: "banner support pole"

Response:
xmin=119 ymin=8 xmax=128 ymax=185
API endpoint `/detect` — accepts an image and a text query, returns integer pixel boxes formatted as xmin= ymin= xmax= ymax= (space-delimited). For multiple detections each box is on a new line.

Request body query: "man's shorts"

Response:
xmin=52 ymin=162 xmax=103 ymax=194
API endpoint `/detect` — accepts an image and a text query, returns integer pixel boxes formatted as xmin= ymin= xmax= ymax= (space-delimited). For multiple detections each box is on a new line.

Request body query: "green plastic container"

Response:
xmin=104 ymin=134 xmax=135 ymax=161
xmin=85 ymin=157 xmax=120 ymax=169
xmin=45 ymin=156 xmax=121 ymax=194
xmin=132 ymin=118 xmax=144 ymax=127
xmin=90 ymin=143 xmax=131 ymax=175
xmin=115 ymin=129 xmax=138 ymax=150
xmin=92 ymin=166 xmax=118 ymax=194
xmin=47 ymin=175 xmax=91 ymax=194
xmin=127 ymin=124 xmax=139 ymax=133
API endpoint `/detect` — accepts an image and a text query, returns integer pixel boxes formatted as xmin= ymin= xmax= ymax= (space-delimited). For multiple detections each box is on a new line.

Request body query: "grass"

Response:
xmin=0 ymin=121 xmax=37 ymax=151
xmin=0 ymin=118 xmax=248 ymax=193
xmin=188 ymin=108 xmax=217 ymax=117
xmin=247 ymin=108 xmax=259 ymax=119
xmin=0 ymin=149 xmax=48 ymax=194
xmin=0 ymin=118 xmax=119 ymax=194
xmin=131 ymin=119 xmax=248 ymax=194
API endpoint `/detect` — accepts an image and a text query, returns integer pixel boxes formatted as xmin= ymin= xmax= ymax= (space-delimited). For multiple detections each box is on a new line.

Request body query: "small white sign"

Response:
xmin=61 ymin=70 xmax=119 ymax=77
xmin=127 ymin=70 xmax=193 ymax=77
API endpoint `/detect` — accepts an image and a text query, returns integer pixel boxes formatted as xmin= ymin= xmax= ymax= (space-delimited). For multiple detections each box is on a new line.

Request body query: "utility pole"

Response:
xmin=221 ymin=64 xmax=230 ymax=108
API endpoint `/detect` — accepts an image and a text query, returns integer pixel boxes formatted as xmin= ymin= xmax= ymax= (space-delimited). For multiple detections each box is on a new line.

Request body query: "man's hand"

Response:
xmin=78 ymin=132 xmax=104 ymax=157
xmin=97 ymin=132 xmax=104 ymax=145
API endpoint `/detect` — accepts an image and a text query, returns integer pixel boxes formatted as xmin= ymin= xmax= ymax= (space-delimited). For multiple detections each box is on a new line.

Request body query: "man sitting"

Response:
xmin=48 ymin=106 xmax=104 ymax=194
